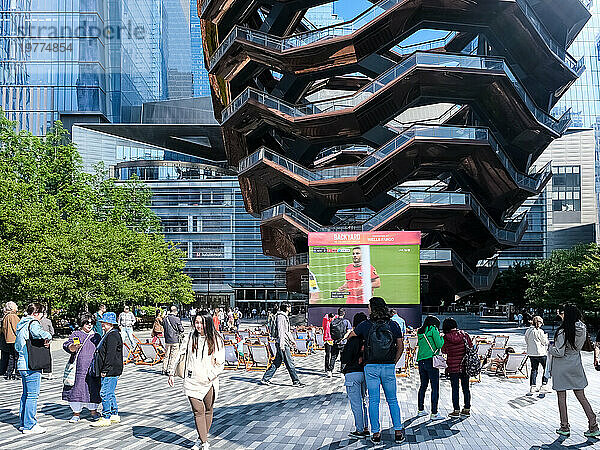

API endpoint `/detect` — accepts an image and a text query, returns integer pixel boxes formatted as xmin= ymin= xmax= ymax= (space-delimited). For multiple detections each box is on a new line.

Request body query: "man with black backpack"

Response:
xmin=261 ymin=303 xmax=304 ymax=387
xmin=326 ymin=308 xmax=352 ymax=377
xmin=347 ymin=297 xmax=405 ymax=444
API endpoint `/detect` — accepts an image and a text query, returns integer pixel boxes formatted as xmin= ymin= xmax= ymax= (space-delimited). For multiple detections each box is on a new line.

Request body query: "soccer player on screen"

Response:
xmin=337 ymin=247 xmax=380 ymax=303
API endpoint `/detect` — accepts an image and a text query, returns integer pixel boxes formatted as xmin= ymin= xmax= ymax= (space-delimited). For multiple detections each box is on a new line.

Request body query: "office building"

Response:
xmin=200 ymin=0 xmax=589 ymax=320
xmin=71 ymin=97 xmax=291 ymax=311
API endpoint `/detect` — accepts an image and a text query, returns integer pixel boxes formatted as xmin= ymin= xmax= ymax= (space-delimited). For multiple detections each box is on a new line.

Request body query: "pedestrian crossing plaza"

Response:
xmin=0 ymin=326 xmax=599 ymax=449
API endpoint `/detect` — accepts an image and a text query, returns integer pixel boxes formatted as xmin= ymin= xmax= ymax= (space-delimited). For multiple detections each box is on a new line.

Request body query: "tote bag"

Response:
xmin=63 ymin=333 xmax=92 ymax=386
xmin=26 ymin=321 xmax=52 ymax=371
xmin=174 ymin=333 xmax=192 ymax=378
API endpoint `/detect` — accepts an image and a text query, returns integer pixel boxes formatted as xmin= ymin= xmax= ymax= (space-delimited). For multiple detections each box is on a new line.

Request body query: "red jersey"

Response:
xmin=344 ymin=264 xmax=378 ymax=304
xmin=213 ymin=315 xmax=220 ymax=331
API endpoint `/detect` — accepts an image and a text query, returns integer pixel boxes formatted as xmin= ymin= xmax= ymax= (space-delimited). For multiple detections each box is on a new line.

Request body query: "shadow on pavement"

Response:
xmin=0 ymin=408 xmax=19 ymax=427
xmin=133 ymin=425 xmax=195 ymax=447
xmin=530 ymin=436 xmax=599 ymax=449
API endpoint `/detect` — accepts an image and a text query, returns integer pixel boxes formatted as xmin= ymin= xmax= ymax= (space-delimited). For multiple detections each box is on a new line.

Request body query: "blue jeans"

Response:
xmin=529 ymin=356 xmax=548 ymax=386
xmin=19 ymin=370 xmax=41 ymax=430
xmin=262 ymin=344 xmax=300 ymax=383
xmin=364 ymin=364 xmax=403 ymax=433
xmin=100 ymin=376 xmax=119 ymax=418
xmin=417 ymin=358 xmax=439 ymax=414
xmin=121 ymin=326 xmax=135 ymax=348
xmin=344 ymin=371 xmax=368 ymax=431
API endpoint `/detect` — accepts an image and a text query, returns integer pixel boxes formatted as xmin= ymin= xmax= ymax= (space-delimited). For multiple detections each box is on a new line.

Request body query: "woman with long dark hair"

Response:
xmin=549 ymin=305 xmax=598 ymax=438
xmin=441 ymin=317 xmax=472 ymax=418
xmin=168 ymin=311 xmax=225 ymax=450
xmin=416 ymin=315 xmax=444 ymax=420
xmin=347 ymin=297 xmax=405 ymax=444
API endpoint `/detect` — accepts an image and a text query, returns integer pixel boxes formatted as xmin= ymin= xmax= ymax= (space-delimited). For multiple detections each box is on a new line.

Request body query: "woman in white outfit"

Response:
xmin=168 ymin=311 xmax=225 ymax=450
xmin=524 ymin=316 xmax=549 ymax=395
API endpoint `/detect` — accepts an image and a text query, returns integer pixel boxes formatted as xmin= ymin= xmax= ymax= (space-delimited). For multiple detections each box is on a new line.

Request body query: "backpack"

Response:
xmin=329 ymin=317 xmax=346 ymax=342
xmin=365 ymin=320 xmax=397 ymax=363
xmin=461 ymin=332 xmax=481 ymax=377
xmin=268 ymin=314 xmax=278 ymax=339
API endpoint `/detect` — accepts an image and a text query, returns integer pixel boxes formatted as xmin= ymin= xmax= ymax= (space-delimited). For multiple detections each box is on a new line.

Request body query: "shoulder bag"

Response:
xmin=423 ymin=332 xmax=447 ymax=369
xmin=174 ymin=332 xmax=192 ymax=378
xmin=582 ymin=332 xmax=594 ymax=352
xmin=63 ymin=332 xmax=93 ymax=386
xmin=26 ymin=321 xmax=52 ymax=371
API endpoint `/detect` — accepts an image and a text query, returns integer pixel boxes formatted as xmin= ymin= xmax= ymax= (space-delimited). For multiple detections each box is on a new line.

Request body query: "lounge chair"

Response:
xmin=224 ymin=342 xmax=241 ymax=370
xmin=476 ymin=342 xmax=492 ymax=359
xmin=503 ymin=353 xmax=529 ymax=379
xmin=493 ymin=335 xmax=509 ymax=348
xmin=247 ymin=344 xmax=270 ymax=371
xmin=314 ymin=333 xmax=325 ymax=350
xmin=135 ymin=343 xmax=163 ymax=366
xmin=395 ymin=352 xmax=410 ymax=377
xmin=293 ymin=338 xmax=310 ymax=356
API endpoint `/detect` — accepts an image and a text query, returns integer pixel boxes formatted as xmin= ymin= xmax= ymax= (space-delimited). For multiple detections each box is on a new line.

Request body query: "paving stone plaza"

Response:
xmin=1 ymin=321 xmax=599 ymax=450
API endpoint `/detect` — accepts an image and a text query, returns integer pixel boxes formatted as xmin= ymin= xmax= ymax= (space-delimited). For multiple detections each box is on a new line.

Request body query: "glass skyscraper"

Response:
xmin=190 ymin=0 xmax=210 ymax=97
xmin=0 ymin=0 xmax=167 ymax=134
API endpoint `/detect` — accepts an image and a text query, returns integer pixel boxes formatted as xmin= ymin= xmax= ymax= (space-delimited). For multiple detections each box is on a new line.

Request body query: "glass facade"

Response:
xmin=0 ymin=0 xmax=167 ymax=134
xmin=552 ymin=165 xmax=582 ymax=212
xmin=73 ymin=125 xmax=287 ymax=305
xmin=190 ymin=0 xmax=209 ymax=97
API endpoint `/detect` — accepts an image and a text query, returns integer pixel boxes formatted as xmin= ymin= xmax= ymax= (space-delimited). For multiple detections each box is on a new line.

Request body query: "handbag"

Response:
xmin=582 ymin=332 xmax=594 ymax=352
xmin=423 ymin=333 xmax=447 ymax=369
xmin=26 ymin=321 xmax=52 ymax=371
xmin=174 ymin=332 xmax=191 ymax=378
xmin=63 ymin=332 xmax=92 ymax=386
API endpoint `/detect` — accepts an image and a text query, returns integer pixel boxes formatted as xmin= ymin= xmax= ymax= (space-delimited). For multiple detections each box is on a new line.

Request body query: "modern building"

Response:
xmin=0 ymin=0 xmax=173 ymax=134
xmin=71 ymin=97 xmax=292 ymax=312
xmin=200 ymin=0 xmax=589 ymax=322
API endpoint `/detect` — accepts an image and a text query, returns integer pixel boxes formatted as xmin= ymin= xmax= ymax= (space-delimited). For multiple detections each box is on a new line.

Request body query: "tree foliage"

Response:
xmin=0 ymin=114 xmax=193 ymax=316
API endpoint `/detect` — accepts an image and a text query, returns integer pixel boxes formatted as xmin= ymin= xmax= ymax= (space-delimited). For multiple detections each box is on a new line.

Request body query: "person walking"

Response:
xmin=2 ymin=301 xmax=20 ymax=380
xmin=549 ymin=305 xmax=599 ymax=438
xmin=62 ymin=313 xmax=102 ymax=423
xmin=168 ymin=311 xmax=225 ymax=450
xmin=90 ymin=312 xmax=124 ymax=428
xmin=525 ymin=315 xmax=550 ymax=396
xmin=212 ymin=309 xmax=220 ymax=332
xmin=39 ymin=312 xmax=54 ymax=380
xmin=152 ymin=310 xmax=164 ymax=345
xmin=15 ymin=302 xmax=53 ymax=434
xmin=327 ymin=308 xmax=352 ymax=376
xmin=322 ymin=312 xmax=334 ymax=375
xmin=416 ymin=315 xmax=444 ymax=420
xmin=118 ymin=306 xmax=136 ymax=349
xmin=0 ymin=303 xmax=9 ymax=376
xmin=260 ymin=303 xmax=304 ymax=387
xmin=93 ymin=304 xmax=106 ymax=336
xmin=341 ymin=312 xmax=369 ymax=438
xmin=441 ymin=317 xmax=472 ymax=418
xmin=163 ymin=306 xmax=185 ymax=375
xmin=347 ymin=297 xmax=405 ymax=444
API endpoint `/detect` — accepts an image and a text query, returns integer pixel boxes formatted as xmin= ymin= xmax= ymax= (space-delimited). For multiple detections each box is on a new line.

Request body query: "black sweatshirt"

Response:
xmin=96 ymin=329 xmax=123 ymax=377
xmin=341 ymin=335 xmax=364 ymax=374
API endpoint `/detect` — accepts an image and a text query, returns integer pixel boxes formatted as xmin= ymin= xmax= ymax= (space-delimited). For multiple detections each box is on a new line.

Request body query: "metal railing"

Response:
xmin=239 ymin=124 xmax=548 ymax=194
xmin=208 ymin=0 xmax=581 ymax=77
xmin=221 ymin=52 xmax=571 ymax=135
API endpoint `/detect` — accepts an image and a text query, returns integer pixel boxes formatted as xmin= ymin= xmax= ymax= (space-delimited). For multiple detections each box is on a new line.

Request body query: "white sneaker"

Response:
xmin=326 ymin=371 xmax=332 ymax=378
xmin=527 ymin=386 xmax=538 ymax=395
xmin=430 ymin=413 xmax=444 ymax=421
xmin=109 ymin=415 xmax=121 ymax=423
xmin=417 ymin=410 xmax=428 ymax=417
xmin=22 ymin=424 xmax=46 ymax=435
xmin=202 ymin=443 xmax=210 ymax=450
xmin=191 ymin=440 xmax=205 ymax=450
xmin=69 ymin=415 xmax=81 ymax=423
xmin=540 ymin=384 xmax=551 ymax=393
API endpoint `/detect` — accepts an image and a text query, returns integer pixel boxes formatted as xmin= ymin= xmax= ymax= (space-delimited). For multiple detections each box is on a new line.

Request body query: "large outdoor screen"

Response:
xmin=308 ymin=231 xmax=421 ymax=305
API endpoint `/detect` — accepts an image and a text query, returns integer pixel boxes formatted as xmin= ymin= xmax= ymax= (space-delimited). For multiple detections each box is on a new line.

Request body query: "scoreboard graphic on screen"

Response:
xmin=308 ymin=231 xmax=421 ymax=305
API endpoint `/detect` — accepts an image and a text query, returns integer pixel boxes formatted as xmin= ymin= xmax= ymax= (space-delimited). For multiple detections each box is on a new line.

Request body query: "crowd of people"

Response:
xmin=1 ymin=298 xmax=600 ymax=448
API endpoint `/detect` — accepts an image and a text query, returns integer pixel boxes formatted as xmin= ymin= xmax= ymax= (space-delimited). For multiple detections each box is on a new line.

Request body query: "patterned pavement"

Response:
xmin=1 ymin=323 xmax=599 ymax=449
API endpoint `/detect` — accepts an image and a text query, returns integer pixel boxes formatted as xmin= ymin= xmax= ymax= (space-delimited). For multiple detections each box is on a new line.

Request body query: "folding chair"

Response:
xmin=239 ymin=330 xmax=250 ymax=340
xmin=247 ymin=344 xmax=270 ymax=371
xmin=124 ymin=342 xmax=144 ymax=365
xmin=296 ymin=331 xmax=308 ymax=340
xmin=256 ymin=335 xmax=269 ymax=345
xmin=406 ymin=335 xmax=418 ymax=351
xmin=135 ymin=343 xmax=163 ymax=366
xmin=476 ymin=342 xmax=492 ymax=360
xmin=503 ymin=353 xmax=529 ymax=379
xmin=314 ymin=333 xmax=325 ymax=350
xmin=486 ymin=347 xmax=507 ymax=374
xmin=493 ymin=335 xmax=509 ymax=348
xmin=224 ymin=342 xmax=241 ymax=370
xmin=293 ymin=338 xmax=310 ymax=357
xmin=395 ymin=351 xmax=410 ymax=377
xmin=268 ymin=340 xmax=277 ymax=360
xmin=223 ymin=332 xmax=236 ymax=342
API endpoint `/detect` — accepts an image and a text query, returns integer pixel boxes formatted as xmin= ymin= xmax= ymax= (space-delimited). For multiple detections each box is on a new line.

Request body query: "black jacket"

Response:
xmin=341 ymin=335 xmax=364 ymax=374
xmin=95 ymin=329 xmax=123 ymax=377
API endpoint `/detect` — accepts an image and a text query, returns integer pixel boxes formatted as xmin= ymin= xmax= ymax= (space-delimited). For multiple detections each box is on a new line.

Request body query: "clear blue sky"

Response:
xmin=331 ymin=0 xmax=445 ymax=45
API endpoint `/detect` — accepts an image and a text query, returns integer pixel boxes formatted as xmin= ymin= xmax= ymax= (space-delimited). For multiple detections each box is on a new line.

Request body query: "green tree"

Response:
xmin=0 ymin=113 xmax=193 ymax=316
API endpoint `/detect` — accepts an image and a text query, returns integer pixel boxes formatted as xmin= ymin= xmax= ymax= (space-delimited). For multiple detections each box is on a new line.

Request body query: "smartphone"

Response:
xmin=73 ymin=337 xmax=81 ymax=345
